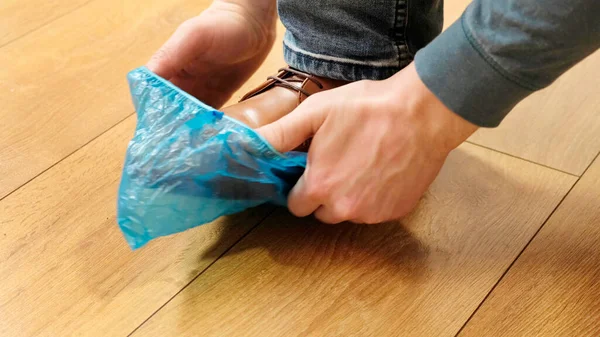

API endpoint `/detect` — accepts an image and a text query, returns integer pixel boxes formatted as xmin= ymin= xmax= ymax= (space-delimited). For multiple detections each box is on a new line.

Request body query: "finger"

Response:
xmin=314 ymin=206 xmax=345 ymax=225
xmin=256 ymin=99 xmax=326 ymax=153
xmin=287 ymin=173 xmax=321 ymax=217
xmin=146 ymin=17 xmax=214 ymax=79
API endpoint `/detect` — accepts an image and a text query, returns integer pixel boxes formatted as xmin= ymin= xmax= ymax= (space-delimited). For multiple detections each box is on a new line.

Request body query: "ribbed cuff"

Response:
xmin=414 ymin=14 xmax=534 ymax=127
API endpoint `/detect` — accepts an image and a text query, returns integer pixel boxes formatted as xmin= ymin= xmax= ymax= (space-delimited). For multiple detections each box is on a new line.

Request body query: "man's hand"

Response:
xmin=257 ymin=63 xmax=479 ymax=224
xmin=147 ymin=0 xmax=277 ymax=108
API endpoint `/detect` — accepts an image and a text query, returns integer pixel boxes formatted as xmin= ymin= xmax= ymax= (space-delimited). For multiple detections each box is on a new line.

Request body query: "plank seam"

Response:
xmin=465 ymin=140 xmax=581 ymax=177
xmin=127 ymin=208 xmax=277 ymax=337
xmin=454 ymin=150 xmax=600 ymax=336
xmin=0 ymin=113 xmax=133 ymax=202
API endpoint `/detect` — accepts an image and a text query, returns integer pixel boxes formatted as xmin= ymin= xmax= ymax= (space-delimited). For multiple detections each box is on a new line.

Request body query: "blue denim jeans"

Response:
xmin=277 ymin=0 xmax=599 ymax=127
xmin=278 ymin=0 xmax=443 ymax=81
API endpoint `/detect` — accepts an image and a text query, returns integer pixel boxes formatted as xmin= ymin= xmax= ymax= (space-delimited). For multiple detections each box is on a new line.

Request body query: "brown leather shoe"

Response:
xmin=221 ymin=67 xmax=347 ymax=151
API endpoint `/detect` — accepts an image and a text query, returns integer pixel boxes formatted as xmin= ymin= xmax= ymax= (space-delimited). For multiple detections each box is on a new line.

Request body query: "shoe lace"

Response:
xmin=267 ymin=67 xmax=324 ymax=97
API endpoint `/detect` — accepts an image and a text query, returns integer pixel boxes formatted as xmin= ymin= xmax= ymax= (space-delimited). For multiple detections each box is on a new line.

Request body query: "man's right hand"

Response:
xmin=147 ymin=0 xmax=277 ymax=108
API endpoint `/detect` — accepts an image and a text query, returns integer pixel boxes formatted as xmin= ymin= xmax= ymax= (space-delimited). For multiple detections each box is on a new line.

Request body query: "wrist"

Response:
xmin=385 ymin=62 xmax=478 ymax=155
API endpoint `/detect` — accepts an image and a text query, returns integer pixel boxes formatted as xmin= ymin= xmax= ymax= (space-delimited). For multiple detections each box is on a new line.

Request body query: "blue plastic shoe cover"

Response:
xmin=117 ymin=67 xmax=307 ymax=249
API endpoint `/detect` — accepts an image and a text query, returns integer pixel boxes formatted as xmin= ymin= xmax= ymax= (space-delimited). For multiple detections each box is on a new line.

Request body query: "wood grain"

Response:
xmin=0 ymin=0 xmax=90 ymax=46
xmin=0 ymin=6 xmax=289 ymax=336
xmin=0 ymin=115 xmax=269 ymax=337
xmin=0 ymin=0 xmax=212 ymax=199
xmin=132 ymin=143 xmax=575 ymax=337
xmin=468 ymin=50 xmax=600 ymax=175
xmin=0 ymin=117 xmax=268 ymax=337
xmin=458 ymin=156 xmax=600 ymax=337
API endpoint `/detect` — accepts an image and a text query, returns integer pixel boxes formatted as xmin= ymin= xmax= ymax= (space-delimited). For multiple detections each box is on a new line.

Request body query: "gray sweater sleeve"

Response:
xmin=414 ymin=0 xmax=600 ymax=127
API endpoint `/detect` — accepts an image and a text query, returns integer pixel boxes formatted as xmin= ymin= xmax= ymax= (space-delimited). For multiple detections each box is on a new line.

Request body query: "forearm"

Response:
xmin=414 ymin=0 xmax=600 ymax=127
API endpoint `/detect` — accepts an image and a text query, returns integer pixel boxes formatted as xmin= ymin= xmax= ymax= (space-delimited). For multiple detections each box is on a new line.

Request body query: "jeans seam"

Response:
xmin=393 ymin=0 xmax=411 ymax=68
xmin=404 ymin=0 xmax=414 ymax=58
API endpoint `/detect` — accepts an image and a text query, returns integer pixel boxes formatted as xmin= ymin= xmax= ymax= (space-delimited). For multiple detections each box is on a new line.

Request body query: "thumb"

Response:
xmin=146 ymin=17 xmax=213 ymax=79
xmin=146 ymin=46 xmax=177 ymax=79
xmin=256 ymin=102 xmax=326 ymax=153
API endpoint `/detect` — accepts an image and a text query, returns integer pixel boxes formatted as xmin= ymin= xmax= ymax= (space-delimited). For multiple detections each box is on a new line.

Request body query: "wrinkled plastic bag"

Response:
xmin=117 ymin=67 xmax=307 ymax=249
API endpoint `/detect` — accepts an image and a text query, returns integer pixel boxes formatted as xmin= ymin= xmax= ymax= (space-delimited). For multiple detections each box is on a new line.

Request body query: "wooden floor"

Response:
xmin=1 ymin=1 xmax=599 ymax=336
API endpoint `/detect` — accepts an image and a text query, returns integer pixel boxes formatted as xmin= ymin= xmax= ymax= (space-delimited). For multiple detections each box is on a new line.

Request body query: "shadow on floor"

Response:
xmin=199 ymin=209 xmax=430 ymax=282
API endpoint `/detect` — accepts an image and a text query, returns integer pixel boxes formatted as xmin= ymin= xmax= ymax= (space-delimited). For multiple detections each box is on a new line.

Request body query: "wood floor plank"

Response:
xmin=132 ymin=143 xmax=575 ymax=337
xmin=0 ymin=0 xmax=212 ymax=199
xmin=468 ymin=50 xmax=600 ymax=175
xmin=0 ymin=0 xmax=90 ymax=47
xmin=458 ymin=156 xmax=600 ymax=337
xmin=0 ymin=115 xmax=270 ymax=337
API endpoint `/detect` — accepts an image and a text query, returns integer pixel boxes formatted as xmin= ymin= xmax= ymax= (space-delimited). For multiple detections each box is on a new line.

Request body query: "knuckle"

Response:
xmin=261 ymin=123 xmax=286 ymax=152
xmin=364 ymin=215 xmax=383 ymax=224
xmin=356 ymin=214 xmax=380 ymax=224
xmin=358 ymin=205 xmax=388 ymax=224
xmin=333 ymin=198 xmax=359 ymax=221
xmin=272 ymin=123 xmax=287 ymax=149
xmin=304 ymin=171 xmax=333 ymax=199
xmin=317 ymin=213 xmax=340 ymax=225
xmin=303 ymin=180 xmax=325 ymax=200
xmin=333 ymin=208 xmax=355 ymax=222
